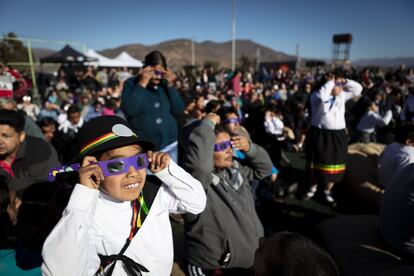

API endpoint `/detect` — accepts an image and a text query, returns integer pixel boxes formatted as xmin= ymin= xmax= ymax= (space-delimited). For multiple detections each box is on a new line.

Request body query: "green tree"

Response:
xmin=0 ymin=32 xmax=28 ymax=64
xmin=203 ymin=60 xmax=219 ymax=72
xmin=239 ymin=54 xmax=257 ymax=72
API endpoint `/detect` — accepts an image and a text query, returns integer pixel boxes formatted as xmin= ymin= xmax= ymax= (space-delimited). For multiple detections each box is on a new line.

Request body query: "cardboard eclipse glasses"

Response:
xmin=214 ymin=140 xmax=232 ymax=152
xmin=48 ymin=154 xmax=149 ymax=182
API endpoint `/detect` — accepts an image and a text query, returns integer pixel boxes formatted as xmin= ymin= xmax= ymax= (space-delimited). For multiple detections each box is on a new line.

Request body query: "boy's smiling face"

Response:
xmin=99 ymin=144 xmax=147 ymax=201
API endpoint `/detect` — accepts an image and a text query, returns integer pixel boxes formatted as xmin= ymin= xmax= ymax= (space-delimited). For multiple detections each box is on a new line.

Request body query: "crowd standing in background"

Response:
xmin=1 ymin=54 xmax=414 ymax=275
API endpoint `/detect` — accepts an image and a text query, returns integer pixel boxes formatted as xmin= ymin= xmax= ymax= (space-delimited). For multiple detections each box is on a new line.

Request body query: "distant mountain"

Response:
xmin=32 ymin=48 xmax=56 ymax=60
xmin=99 ymin=39 xmax=296 ymax=68
xmin=31 ymin=40 xmax=414 ymax=68
xmin=352 ymin=57 xmax=414 ymax=68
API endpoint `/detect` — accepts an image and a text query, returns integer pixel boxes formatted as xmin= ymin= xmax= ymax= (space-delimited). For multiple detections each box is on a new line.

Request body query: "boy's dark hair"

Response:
xmin=182 ymin=90 xmax=198 ymax=106
xmin=395 ymin=124 xmax=414 ymax=144
xmin=205 ymin=100 xmax=222 ymax=114
xmin=217 ymin=106 xmax=238 ymax=121
xmin=214 ymin=124 xmax=230 ymax=136
xmin=255 ymin=231 xmax=339 ymax=276
xmin=265 ymin=103 xmax=281 ymax=115
xmin=365 ymin=100 xmax=377 ymax=112
xmin=38 ymin=117 xmax=57 ymax=128
xmin=67 ymin=105 xmax=80 ymax=115
xmin=0 ymin=109 xmax=25 ymax=132
xmin=333 ymin=68 xmax=346 ymax=79
xmin=144 ymin=50 xmax=167 ymax=69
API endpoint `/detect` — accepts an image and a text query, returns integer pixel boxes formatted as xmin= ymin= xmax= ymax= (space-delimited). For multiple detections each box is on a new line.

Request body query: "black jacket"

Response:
xmin=10 ymin=135 xmax=59 ymax=194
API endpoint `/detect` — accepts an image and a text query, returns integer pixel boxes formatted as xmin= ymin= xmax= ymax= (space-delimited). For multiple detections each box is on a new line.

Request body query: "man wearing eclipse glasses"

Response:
xmin=42 ymin=115 xmax=206 ymax=276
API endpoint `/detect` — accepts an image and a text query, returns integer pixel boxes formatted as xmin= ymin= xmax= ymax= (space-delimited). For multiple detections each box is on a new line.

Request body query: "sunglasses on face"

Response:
xmin=223 ymin=118 xmax=240 ymax=124
xmin=154 ymin=70 xmax=164 ymax=77
xmin=48 ymin=154 xmax=149 ymax=182
xmin=214 ymin=140 xmax=232 ymax=152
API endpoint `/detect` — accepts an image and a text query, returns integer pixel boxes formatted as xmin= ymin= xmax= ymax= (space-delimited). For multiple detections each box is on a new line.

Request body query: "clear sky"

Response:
xmin=1 ymin=0 xmax=413 ymax=60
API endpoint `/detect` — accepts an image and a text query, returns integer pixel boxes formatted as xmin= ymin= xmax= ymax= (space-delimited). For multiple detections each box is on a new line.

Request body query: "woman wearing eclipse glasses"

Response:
xmin=120 ymin=51 xmax=184 ymax=163
xmin=42 ymin=115 xmax=206 ymax=276
xmin=181 ymin=113 xmax=272 ymax=276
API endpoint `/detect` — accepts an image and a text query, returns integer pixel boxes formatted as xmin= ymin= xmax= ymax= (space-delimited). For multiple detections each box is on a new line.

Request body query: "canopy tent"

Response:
xmin=85 ymin=49 xmax=123 ymax=67
xmin=113 ymin=52 xmax=143 ymax=68
xmin=40 ymin=44 xmax=97 ymax=64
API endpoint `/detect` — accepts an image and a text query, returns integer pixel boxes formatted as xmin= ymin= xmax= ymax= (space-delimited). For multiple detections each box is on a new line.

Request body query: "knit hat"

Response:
xmin=77 ymin=116 xmax=155 ymax=159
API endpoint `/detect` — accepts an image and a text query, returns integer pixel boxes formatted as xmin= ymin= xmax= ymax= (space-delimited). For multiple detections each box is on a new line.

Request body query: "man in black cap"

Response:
xmin=42 ymin=115 xmax=206 ymax=276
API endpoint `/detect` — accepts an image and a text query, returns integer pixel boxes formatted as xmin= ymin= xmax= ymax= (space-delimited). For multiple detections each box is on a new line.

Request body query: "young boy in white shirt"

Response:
xmin=378 ymin=124 xmax=414 ymax=189
xmin=356 ymin=101 xmax=392 ymax=143
xmin=41 ymin=115 xmax=206 ymax=276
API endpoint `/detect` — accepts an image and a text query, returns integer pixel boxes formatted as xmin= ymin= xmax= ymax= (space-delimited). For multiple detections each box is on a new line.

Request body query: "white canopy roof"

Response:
xmin=113 ymin=52 xmax=143 ymax=68
xmin=85 ymin=49 xmax=123 ymax=67
xmin=85 ymin=49 xmax=143 ymax=68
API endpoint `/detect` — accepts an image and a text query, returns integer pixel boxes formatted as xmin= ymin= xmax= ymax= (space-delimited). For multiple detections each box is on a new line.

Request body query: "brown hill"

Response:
xmin=100 ymin=39 xmax=295 ymax=68
xmin=31 ymin=48 xmax=57 ymax=61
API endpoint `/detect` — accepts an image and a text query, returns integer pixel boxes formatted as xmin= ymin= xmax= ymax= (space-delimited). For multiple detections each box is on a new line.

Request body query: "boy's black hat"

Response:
xmin=77 ymin=116 xmax=155 ymax=159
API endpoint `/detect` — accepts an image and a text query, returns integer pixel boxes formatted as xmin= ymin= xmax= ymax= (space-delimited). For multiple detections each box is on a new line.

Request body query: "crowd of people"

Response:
xmin=0 ymin=50 xmax=414 ymax=275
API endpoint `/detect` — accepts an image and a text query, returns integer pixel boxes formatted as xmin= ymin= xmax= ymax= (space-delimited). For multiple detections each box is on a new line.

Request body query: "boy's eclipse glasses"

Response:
xmin=222 ymin=118 xmax=240 ymax=124
xmin=48 ymin=154 xmax=149 ymax=182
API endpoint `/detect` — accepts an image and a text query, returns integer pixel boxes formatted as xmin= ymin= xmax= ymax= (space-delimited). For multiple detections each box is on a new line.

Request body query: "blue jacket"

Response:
xmin=121 ymin=77 xmax=184 ymax=150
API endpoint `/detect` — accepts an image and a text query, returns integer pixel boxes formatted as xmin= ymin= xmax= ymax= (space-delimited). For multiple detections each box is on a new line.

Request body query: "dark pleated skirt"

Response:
xmin=306 ymin=127 xmax=348 ymax=183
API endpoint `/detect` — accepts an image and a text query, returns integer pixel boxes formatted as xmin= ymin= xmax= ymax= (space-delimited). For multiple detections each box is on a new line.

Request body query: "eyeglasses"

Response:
xmin=214 ymin=140 xmax=232 ymax=152
xmin=154 ymin=70 xmax=164 ymax=77
xmin=223 ymin=118 xmax=240 ymax=124
xmin=335 ymin=81 xmax=345 ymax=87
xmin=48 ymin=154 xmax=149 ymax=182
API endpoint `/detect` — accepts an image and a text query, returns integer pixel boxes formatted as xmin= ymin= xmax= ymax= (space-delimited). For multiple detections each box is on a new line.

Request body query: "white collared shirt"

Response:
xmin=41 ymin=160 xmax=206 ymax=276
xmin=357 ymin=110 xmax=393 ymax=133
xmin=378 ymin=143 xmax=414 ymax=189
xmin=311 ymin=79 xmax=363 ymax=130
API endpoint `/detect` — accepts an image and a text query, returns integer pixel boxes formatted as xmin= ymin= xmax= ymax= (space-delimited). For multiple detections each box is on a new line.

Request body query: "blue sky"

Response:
xmin=0 ymin=0 xmax=413 ymax=60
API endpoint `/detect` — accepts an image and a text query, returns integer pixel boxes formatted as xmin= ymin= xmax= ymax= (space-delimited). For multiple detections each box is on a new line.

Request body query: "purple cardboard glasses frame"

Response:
xmin=154 ymin=70 xmax=165 ymax=77
xmin=214 ymin=140 xmax=232 ymax=152
xmin=223 ymin=118 xmax=240 ymax=124
xmin=48 ymin=154 xmax=149 ymax=182
xmin=335 ymin=81 xmax=345 ymax=87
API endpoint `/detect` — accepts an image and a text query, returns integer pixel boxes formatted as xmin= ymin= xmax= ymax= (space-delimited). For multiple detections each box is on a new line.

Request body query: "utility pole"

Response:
xmin=231 ymin=0 xmax=236 ymax=71
xmin=296 ymin=44 xmax=300 ymax=71
xmin=26 ymin=40 xmax=39 ymax=101
xmin=191 ymin=38 xmax=195 ymax=66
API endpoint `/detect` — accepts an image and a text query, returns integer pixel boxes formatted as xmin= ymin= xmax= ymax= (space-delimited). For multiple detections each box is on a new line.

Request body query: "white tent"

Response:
xmin=113 ymin=52 xmax=143 ymax=68
xmin=85 ymin=49 xmax=124 ymax=67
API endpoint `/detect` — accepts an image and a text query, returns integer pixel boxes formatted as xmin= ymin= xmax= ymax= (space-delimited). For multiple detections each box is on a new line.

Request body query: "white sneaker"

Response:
xmin=305 ymin=185 xmax=317 ymax=199
xmin=321 ymin=190 xmax=337 ymax=208
xmin=324 ymin=193 xmax=335 ymax=203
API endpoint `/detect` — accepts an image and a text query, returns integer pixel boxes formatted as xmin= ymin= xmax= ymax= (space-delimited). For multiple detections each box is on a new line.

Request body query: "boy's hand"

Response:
xmin=231 ymin=135 xmax=250 ymax=152
xmin=204 ymin=112 xmax=220 ymax=126
xmin=331 ymin=85 xmax=342 ymax=96
xmin=147 ymin=151 xmax=170 ymax=173
xmin=78 ymin=156 xmax=104 ymax=189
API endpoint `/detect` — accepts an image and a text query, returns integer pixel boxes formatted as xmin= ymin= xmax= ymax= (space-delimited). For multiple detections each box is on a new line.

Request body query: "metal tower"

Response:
xmin=332 ymin=34 xmax=352 ymax=68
